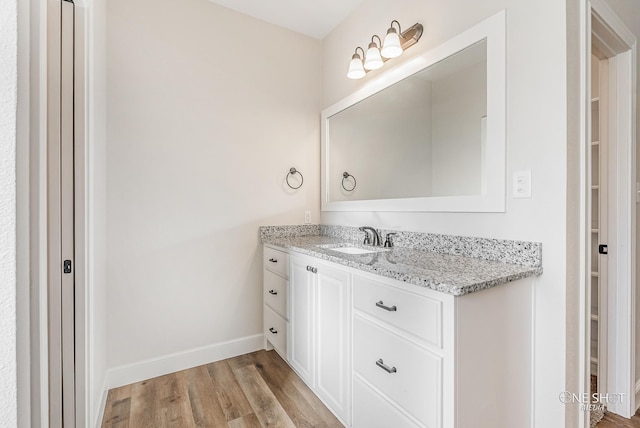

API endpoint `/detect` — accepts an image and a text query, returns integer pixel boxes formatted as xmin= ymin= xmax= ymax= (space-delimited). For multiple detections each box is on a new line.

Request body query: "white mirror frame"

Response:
xmin=321 ymin=10 xmax=506 ymax=212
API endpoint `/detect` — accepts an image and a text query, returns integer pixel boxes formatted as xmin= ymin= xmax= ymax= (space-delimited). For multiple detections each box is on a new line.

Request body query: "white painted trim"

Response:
xmin=93 ymin=380 xmax=108 ymax=428
xmin=590 ymin=0 xmax=637 ymax=419
xmin=578 ymin=3 xmax=590 ymax=428
xmin=320 ymin=10 xmax=506 ymax=213
xmin=104 ymin=334 xmax=264 ymax=390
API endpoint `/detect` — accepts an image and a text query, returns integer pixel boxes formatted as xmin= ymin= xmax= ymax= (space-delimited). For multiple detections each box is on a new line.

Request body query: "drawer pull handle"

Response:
xmin=268 ymin=289 xmax=278 ymax=295
xmin=269 ymin=327 xmax=278 ymax=335
xmin=376 ymin=359 xmax=397 ymax=374
xmin=376 ymin=301 xmax=397 ymax=312
xmin=268 ymin=258 xmax=278 ymax=263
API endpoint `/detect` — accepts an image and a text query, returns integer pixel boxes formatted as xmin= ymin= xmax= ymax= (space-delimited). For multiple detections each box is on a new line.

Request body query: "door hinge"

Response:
xmin=598 ymin=245 xmax=608 ymax=255
xmin=63 ymin=260 xmax=72 ymax=274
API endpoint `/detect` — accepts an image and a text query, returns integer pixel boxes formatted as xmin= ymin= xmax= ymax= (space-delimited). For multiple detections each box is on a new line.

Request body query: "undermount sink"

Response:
xmin=318 ymin=244 xmax=389 ymax=255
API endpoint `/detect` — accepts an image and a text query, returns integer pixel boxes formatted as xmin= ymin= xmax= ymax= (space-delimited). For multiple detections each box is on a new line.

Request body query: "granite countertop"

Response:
xmin=263 ymin=234 xmax=543 ymax=297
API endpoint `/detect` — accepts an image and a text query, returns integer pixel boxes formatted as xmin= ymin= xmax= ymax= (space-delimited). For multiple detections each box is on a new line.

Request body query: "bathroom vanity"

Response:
xmin=261 ymin=225 xmax=542 ymax=428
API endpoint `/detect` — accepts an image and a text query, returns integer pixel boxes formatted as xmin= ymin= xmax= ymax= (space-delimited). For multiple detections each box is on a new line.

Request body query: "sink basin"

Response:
xmin=318 ymin=244 xmax=389 ymax=255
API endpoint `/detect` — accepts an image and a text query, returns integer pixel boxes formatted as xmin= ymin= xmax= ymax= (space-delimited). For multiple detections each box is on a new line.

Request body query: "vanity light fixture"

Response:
xmin=381 ymin=20 xmax=403 ymax=58
xmin=364 ymin=35 xmax=384 ymax=70
xmin=347 ymin=47 xmax=366 ymax=79
xmin=347 ymin=20 xmax=423 ymax=79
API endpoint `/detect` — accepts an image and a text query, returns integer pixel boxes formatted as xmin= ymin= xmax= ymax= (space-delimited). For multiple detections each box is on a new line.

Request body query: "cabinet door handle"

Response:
xmin=268 ymin=258 xmax=278 ymax=263
xmin=376 ymin=301 xmax=397 ymax=312
xmin=311 ymin=267 xmax=317 ymax=274
xmin=268 ymin=289 xmax=278 ymax=295
xmin=269 ymin=327 xmax=278 ymax=334
xmin=376 ymin=359 xmax=397 ymax=374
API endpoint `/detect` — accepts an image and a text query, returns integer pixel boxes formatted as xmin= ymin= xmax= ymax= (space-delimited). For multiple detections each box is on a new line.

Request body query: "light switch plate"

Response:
xmin=304 ymin=210 xmax=311 ymax=224
xmin=513 ymin=171 xmax=531 ymax=198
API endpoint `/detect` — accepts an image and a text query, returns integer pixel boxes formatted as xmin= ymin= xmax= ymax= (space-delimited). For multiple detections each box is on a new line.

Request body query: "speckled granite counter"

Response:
xmin=260 ymin=226 xmax=542 ymax=297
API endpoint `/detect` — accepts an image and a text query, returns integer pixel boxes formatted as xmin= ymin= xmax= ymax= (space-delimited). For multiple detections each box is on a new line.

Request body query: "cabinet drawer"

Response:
xmin=353 ymin=275 xmax=442 ymax=348
xmin=353 ymin=377 xmax=420 ymax=428
xmin=354 ymin=316 xmax=441 ymax=428
xmin=264 ymin=305 xmax=287 ymax=356
xmin=264 ymin=246 xmax=289 ymax=278
xmin=264 ymin=270 xmax=287 ymax=319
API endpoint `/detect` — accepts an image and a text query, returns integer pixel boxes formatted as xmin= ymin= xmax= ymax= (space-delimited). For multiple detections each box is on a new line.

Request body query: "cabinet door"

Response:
xmin=288 ymin=256 xmax=315 ymax=385
xmin=316 ymin=262 xmax=351 ymax=424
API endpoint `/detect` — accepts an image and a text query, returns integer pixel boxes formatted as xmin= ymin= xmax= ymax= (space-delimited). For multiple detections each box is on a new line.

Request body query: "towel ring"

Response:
xmin=342 ymin=172 xmax=356 ymax=191
xmin=286 ymin=167 xmax=303 ymax=189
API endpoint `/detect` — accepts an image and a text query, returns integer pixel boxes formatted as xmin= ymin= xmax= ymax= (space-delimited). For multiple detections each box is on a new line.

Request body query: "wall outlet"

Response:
xmin=304 ymin=210 xmax=311 ymax=224
xmin=513 ymin=171 xmax=531 ymax=198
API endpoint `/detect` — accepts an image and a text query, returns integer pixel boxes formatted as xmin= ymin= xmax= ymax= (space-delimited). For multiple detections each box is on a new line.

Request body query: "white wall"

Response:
xmin=106 ymin=0 xmax=321 ymax=370
xmin=321 ymin=1 xmax=568 ymax=427
xmin=0 ymin=0 xmax=18 ymax=426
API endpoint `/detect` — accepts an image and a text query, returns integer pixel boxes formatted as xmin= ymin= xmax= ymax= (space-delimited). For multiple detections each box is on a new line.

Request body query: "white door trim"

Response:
xmin=584 ymin=0 xmax=637 ymax=421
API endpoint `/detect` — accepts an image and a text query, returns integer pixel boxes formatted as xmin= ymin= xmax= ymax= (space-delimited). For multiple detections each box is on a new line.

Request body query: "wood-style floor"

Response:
xmin=101 ymin=350 xmax=344 ymax=428
xmin=596 ymin=410 xmax=640 ymax=428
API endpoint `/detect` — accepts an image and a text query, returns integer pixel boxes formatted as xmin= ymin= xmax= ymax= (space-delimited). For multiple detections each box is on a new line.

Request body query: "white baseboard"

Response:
xmin=94 ymin=380 xmax=108 ymax=428
xmin=104 ymin=334 xmax=264 ymax=391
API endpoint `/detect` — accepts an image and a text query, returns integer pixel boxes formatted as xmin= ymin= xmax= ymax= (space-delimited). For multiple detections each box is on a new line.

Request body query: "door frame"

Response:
xmin=580 ymin=0 xmax=637 ymax=424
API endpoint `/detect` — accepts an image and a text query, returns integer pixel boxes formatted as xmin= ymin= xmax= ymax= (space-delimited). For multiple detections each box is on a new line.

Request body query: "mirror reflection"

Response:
xmin=328 ymin=39 xmax=487 ymax=202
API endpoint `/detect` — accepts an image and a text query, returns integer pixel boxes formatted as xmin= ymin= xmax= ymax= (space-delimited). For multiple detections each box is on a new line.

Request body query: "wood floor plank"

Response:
xmin=233 ymin=364 xmax=296 ymax=428
xmin=182 ymin=365 xmax=228 ymax=427
xmin=261 ymin=350 xmax=343 ymax=427
xmin=129 ymin=378 xmax=161 ymax=427
xmin=156 ymin=372 xmax=194 ymax=428
xmin=103 ymin=350 xmax=342 ymax=428
xmin=101 ymin=384 xmax=132 ymax=428
xmin=227 ymin=413 xmax=263 ymax=428
xmin=206 ymin=360 xmax=253 ymax=421
xmin=253 ymin=351 xmax=342 ymax=428
xmin=596 ymin=409 xmax=640 ymax=428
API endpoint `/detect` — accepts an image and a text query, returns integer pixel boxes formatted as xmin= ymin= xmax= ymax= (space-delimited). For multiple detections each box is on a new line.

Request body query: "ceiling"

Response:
xmin=206 ymin=0 xmax=365 ymax=39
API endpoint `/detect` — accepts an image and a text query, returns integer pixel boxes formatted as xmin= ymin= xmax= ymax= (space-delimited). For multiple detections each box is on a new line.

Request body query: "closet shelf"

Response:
xmin=592 ymin=97 xmax=600 ymax=102
xmin=591 ymin=314 xmax=599 ymax=321
xmin=592 ymin=185 xmax=599 ymax=190
xmin=592 ymin=141 xmax=600 ymax=146
xmin=591 ymin=229 xmax=599 ymax=234
xmin=591 ymin=272 xmax=599 ymax=278
xmin=590 ymin=356 xmax=599 ymax=365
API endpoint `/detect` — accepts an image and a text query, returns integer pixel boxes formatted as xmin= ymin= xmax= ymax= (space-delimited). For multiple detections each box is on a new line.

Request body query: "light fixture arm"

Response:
xmin=370 ymin=34 xmax=382 ymax=48
xmin=354 ymin=46 xmax=365 ymax=58
xmin=390 ymin=20 xmax=401 ymax=34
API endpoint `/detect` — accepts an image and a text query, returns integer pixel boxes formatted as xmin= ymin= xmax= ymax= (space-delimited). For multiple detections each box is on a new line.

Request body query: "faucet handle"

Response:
xmin=384 ymin=233 xmax=397 ymax=248
xmin=359 ymin=227 xmax=372 ymax=245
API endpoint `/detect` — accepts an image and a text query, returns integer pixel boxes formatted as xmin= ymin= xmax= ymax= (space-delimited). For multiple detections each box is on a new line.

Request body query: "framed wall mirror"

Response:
xmin=321 ymin=10 xmax=506 ymax=212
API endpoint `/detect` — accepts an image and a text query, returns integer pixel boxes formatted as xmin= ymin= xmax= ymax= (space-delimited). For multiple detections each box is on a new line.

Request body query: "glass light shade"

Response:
xmin=364 ymin=43 xmax=383 ymax=70
xmin=347 ymin=55 xmax=366 ymax=79
xmin=381 ymin=29 xmax=403 ymax=58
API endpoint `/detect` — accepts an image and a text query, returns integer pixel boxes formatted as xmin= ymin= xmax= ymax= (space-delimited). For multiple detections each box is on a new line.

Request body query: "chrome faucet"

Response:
xmin=359 ymin=226 xmax=381 ymax=246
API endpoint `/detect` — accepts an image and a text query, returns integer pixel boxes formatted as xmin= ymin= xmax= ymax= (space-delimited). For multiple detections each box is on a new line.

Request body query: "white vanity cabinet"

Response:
xmin=350 ymin=270 xmax=533 ymax=428
xmin=288 ymin=253 xmax=352 ymax=425
xmin=263 ymin=244 xmax=534 ymax=428
xmin=351 ymin=273 xmax=452 ymax=428
xmin=263 ymin=245 xmax=289 ymax=358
